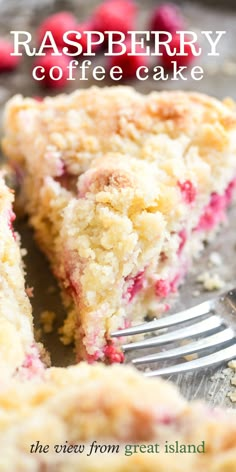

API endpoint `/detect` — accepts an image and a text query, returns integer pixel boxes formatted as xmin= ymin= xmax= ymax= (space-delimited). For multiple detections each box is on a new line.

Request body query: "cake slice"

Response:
xmin=0 ymin=174 xmax=43 ymax=378
xmin=0 ymin=363 xmax=236 ymax=471
xmin=3 ymin=87 xmax=236 ymax=362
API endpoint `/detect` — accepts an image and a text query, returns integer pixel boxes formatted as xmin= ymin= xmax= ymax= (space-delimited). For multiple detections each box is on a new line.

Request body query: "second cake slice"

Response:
xmin=0 ymin=174 xmax=43 ymax=377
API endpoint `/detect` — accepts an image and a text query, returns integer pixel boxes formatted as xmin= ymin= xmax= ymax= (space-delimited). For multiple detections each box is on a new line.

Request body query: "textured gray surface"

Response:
xmin=0 ymin=0 xmax=235 ymax=406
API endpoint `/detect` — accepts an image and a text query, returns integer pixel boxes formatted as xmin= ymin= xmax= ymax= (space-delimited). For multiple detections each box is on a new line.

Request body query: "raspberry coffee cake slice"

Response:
xmin=3 ymin=87 xmax=236 ymax=363
xmin=0 ymin=363 xmax=236 ymax=471
xmin=0 ymin=175 xmax=43 ymax=377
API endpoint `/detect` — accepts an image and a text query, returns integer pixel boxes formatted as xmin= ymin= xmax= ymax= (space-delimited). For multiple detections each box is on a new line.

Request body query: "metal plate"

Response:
xmin=0 ymin=0 xmax=236 ymax=407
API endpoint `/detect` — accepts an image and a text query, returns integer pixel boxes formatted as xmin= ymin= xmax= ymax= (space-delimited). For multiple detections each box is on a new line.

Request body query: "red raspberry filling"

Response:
xmin=170 ymin=273 xmax=180 ymax=293
xmin=64 ymin=268 xmax=79 ymax=299
xmin=7 ymin=209 xmax=16 ymax=239
xmin=7 ymin=208 xmax=16 ymax=229
xmin=178 ymin=228 xmax=187 ymax=255
xmin=196 ymin=178 xmax=236 ymax=231
xmin=21 ymin=345 xmax=44 ymax=377
xmin=178 ymin=180 xmax=197 ymax=204
xmin=155 ymin=274 xmax=180 ymax=298
xmin=104 ymin=344 xmax=125 ymax=363
xmin=225 ymin=177 xmax=236 ymax=204
xmin=197 ymin=193 xmax=226 ymax=231
xmin=125 ymin=270 xmax=145 ymax=302
xmin=0 ymin=39 xmax=21 ymax=71
xmin=155 ymin=279 xmax=171 ymax=298
xmin=86 ymin=351 xmax=101 ymax=364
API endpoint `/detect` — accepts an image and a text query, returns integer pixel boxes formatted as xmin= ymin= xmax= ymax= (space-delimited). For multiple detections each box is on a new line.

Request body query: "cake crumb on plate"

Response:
xmin=208 ymin=251 xmax=222 ymax=267
xmin=197 ymin=271 xmax=225 ymax=291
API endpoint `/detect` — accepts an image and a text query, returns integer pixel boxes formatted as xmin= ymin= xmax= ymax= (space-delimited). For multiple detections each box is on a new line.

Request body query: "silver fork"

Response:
xmin=111 ymin=288 xmax=236 ymax=377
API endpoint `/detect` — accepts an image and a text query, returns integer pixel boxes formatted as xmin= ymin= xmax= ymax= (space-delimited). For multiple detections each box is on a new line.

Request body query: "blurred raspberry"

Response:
xmin=178 ymin=180 xmax=197 ymax=203
xmin=0 ymin=39 xmax=21 ymax=71
xmin=160 ymin=33 xmax=198 ymax=69
xmin=93 ymin=0 xmax=137 ymax=36
xmin=107 ymin=40 xmax=148 ymax=79
xmin=37 ymin=11 xmax=77 ymax=48
xmin=33 ymin=54 xmax=69 ymax=89
xmin=66 ymin=21 xmax=101 ymax=55
xmin=150 ymin=3 xmax=185 ymax=36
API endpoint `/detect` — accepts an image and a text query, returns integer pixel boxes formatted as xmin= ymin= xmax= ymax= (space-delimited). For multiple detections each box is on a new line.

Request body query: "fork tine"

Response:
xmin=132 ymin=327 xmax=235 ymax=365
xmin=122 ymin=315 xmax=223 ymax=352
xmin=144 ymin=344 xmax=236 ymax=377
xmin=111 ymin=299 xmax=214 ymax=338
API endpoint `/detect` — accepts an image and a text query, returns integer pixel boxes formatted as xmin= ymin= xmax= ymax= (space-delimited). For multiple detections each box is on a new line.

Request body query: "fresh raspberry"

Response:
xmin=107 ymin=40 xmax=148 ymax=79
xmin=66 ymin=21 xmax=101 ymax=55
xmin=93 ymin=0 xmax=137 ymax=36
xmin=0 ymin=39 xmax=21 ymax=71
xmin=33 ymin=53 xmax=69 ymax=89
xmin=178 ymin=180 xmax=197 ymax=204
xmin=37 ymin=11 xmax=77 ymax=48
xmin=150 ymin=3 xmax=185 ymax=36
xmin=160 ymin=33 xmax=198 ymax=69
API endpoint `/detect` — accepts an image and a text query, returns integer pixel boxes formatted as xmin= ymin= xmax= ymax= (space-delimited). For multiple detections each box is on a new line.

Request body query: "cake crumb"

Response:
xmin=180 ymin=340 xmax=198 ymax=361
xmin=197 ymin=271 xmax=225 ymax=291
xmin=59 ymin=311 xmax=76 ymax=345
xmin=208 ymin=252 xmax=222 ymax=267
xmin=20 ymin=247 xmax=27 ymax=257
xmin=192 ymin=289 xmax=200 ymax=297
xmin=40 ymin=310 xmax=56 ymax=334
xmin=184 ymin=353 xmax=198 ymax=361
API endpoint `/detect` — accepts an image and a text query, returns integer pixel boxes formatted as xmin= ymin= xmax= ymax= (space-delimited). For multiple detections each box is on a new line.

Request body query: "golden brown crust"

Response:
xmin=3 ymin=87 xmax=236 ymax=180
